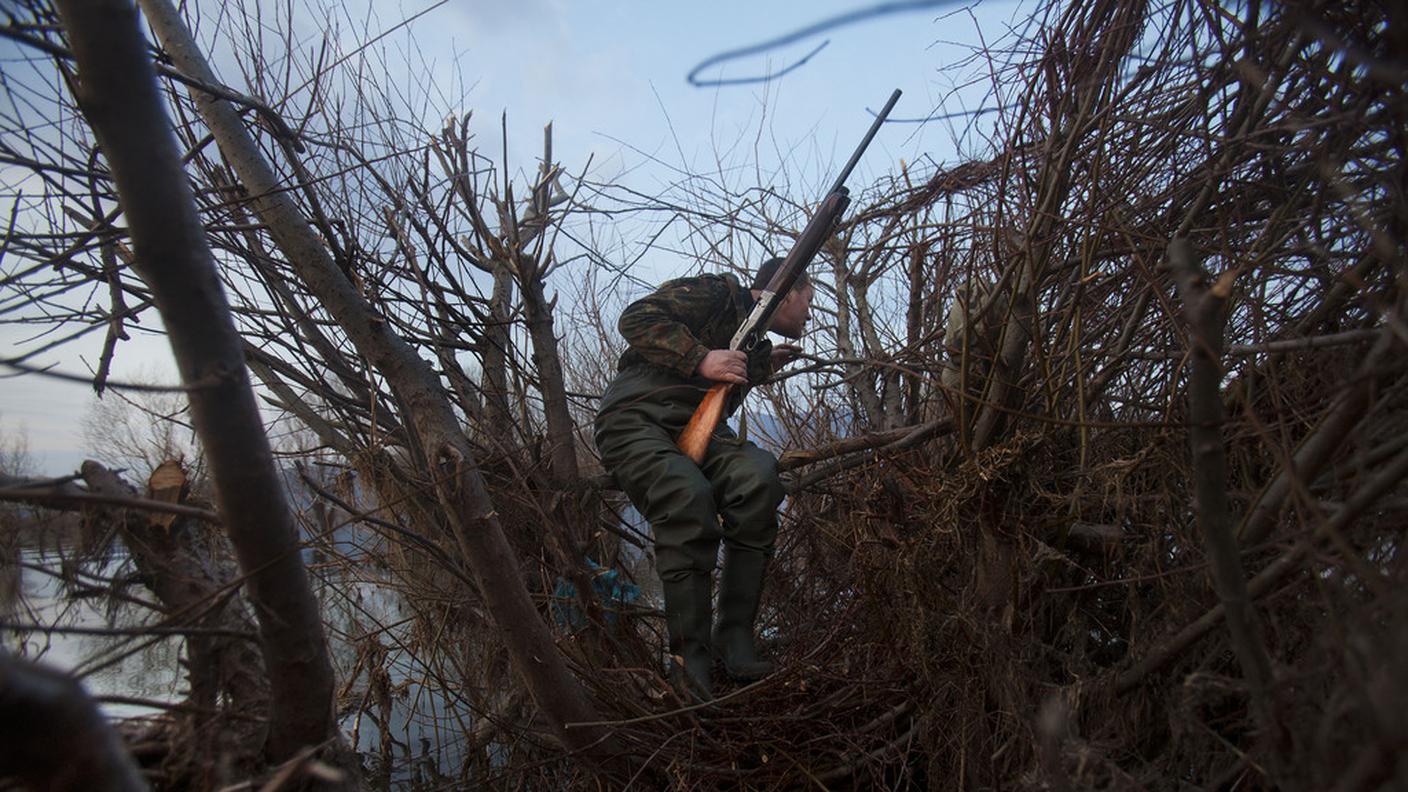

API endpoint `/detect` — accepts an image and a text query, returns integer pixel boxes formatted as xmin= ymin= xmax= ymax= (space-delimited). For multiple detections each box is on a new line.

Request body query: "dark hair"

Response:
xmin=751 ymin=256 xmax=812 ymax=292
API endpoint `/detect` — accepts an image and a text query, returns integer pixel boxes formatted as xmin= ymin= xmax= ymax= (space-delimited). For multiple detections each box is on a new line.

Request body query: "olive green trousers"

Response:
xmin=594 ymin=367 xmax=784 ymax=581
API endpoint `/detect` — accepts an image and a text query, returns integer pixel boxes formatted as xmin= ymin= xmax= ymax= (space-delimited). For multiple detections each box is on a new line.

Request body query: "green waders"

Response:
xmin=595 ymin=367 xmax=785 ymax=698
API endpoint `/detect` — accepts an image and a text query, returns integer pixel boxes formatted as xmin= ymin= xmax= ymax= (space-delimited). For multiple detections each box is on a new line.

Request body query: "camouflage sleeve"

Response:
xmin=617 ymin=276 xmax=729 ymax=377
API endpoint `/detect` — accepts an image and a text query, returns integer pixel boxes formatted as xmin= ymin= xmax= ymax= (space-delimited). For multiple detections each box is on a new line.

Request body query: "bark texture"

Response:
xmin=132 ymin=0 xmax=612 ymax=759
xmin=53 ymin=0 xmax=338 ymax=765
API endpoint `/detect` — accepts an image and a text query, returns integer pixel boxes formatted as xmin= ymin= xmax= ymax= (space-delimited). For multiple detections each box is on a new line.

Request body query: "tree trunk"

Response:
xmin=480 ymin=264 xmax=520 ymax=452
xmin=53 ymin=0 xmax=340 ymax=767
xmin=80 ymin=460 xmax=271 ymax=785
xmin=521 ymin=270 xmax=580 ymax=483
xmin=1170 ymin=239 xmax=1281 ymax=756
xmin=831 ymin=239 xmax=887 ymax=427
xmin=133 ymin=0 xmax=614 ymax=760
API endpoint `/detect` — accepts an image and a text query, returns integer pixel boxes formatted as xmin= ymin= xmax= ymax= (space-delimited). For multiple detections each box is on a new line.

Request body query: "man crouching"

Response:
xmin=594 ymin=257 xmax=814 ymax=700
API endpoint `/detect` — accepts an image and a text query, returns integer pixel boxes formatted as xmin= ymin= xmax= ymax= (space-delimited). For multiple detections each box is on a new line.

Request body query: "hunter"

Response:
xmin=595 ymin=257 xmax=814 ymax=699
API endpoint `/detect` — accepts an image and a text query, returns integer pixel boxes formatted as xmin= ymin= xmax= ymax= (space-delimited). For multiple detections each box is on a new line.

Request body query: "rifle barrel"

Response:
xmin=828 ymin=89 xmax=902 ymax=194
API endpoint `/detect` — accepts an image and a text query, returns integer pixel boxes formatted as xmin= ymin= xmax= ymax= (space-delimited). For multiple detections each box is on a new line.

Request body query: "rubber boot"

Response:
xmin=713 ymin=546 xmax=775 ymax=681
xmin=660 ymin=573 xmax=714 ymax=700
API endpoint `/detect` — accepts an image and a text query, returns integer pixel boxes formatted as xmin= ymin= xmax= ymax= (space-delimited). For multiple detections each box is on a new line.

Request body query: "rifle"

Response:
xmin=677 ymin=89 xmax=903 ymax=464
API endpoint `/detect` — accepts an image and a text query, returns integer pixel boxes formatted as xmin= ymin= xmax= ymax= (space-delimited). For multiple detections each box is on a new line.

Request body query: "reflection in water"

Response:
xmin=9 ymin=546 xmax=185 ymax=719
xmin=324 ymin=574 xmax=468 ymax=786
xmin=5 ymin=530 xmax=467 ymax=789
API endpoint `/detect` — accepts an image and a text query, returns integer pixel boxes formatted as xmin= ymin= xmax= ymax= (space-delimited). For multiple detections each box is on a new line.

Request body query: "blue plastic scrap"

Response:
xmin=551 ymin=559 xmax=641 ymax=629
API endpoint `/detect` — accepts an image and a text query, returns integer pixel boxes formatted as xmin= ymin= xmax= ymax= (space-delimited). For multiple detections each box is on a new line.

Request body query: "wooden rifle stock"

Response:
xmin=678 ymin=382 xmax=733 ymax=464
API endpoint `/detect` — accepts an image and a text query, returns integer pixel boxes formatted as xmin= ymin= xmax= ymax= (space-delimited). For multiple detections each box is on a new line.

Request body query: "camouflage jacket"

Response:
xmin=616 ymin=272 xmax=773 ymax=387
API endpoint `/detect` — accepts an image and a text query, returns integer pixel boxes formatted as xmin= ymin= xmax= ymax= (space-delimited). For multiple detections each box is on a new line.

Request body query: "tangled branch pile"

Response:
xmin=2 ymin=0 xmax=1405 ymax=788
xmin=567 ymin=2 xmax=1407 ymax=787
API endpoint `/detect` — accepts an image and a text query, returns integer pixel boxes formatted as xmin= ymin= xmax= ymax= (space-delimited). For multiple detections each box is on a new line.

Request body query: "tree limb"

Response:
xmin=54 ymin=0 xmax=340 ymax=767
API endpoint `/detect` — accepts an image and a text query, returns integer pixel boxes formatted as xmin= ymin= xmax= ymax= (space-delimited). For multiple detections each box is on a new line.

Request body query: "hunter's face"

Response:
xmin=771 ymin=283 xmax=814 ymax=339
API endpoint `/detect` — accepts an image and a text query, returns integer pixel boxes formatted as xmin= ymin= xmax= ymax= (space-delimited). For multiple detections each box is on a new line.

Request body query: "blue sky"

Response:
xmin=421 ymin=0 xmax=1024 ymax=179
xmin=1 ymin=0 xmax=1028 ymax=473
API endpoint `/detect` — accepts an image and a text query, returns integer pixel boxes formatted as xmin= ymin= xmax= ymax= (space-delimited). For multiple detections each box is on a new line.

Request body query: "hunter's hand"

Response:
xmin=770 ymin=343 xmax=803 ymax=371
xmin=697 ymin=350 xmax=749 ymax=385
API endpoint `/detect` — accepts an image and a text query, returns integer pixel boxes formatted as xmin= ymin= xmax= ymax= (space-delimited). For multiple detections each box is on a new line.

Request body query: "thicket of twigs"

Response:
xmin=573 ymin=1 xmax=1406 ymax=787
xmin=2 ymin=0 xmax=1406 ymax=788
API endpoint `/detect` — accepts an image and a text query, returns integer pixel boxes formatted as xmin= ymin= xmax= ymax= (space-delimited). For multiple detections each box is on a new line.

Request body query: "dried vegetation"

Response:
xmin=1 ymin=0 xmax=1406 ymax=789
